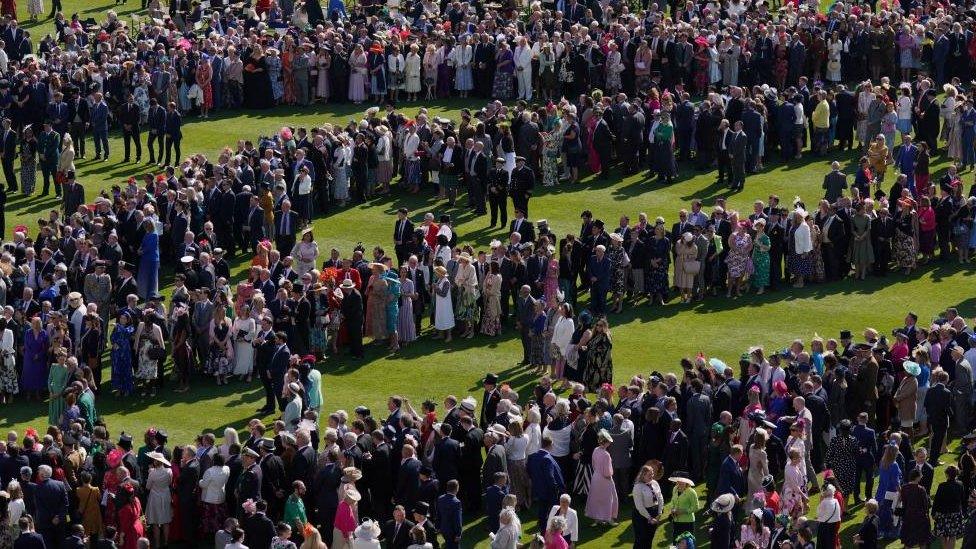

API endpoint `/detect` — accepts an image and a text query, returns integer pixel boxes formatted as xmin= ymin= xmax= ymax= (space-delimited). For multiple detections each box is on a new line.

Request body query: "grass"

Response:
xmin=3 ymin=4 xmax=976 ymax=547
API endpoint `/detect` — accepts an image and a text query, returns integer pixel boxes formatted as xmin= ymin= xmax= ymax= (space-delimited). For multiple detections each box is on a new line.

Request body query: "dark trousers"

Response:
xmin=929 ymin=421 xmax=948 ymax=466
xmin=165 ymin=135 xmax=181 ymax=166
xmin=259 ymin=369 xmax=275 ymax=410
xmin=937 ymin=226 xmax=953 ymax=260
xmin=855 ymin=458 xmax=874 ymax=499
xmin=93 ymin=128 xmax=109 ymax=158
xmin=689 ymin=433 xmax=707 ymax=481
xmin=489 ymin=195 xmax=507 ymax=227
xmin=632 ymin=507 xmax=659 ymax=548
xmin=460 ymin=471 xmax=480 ymax=511
xmin=519 ymin=326 xmax=531 ymax=363
xmin=276 ymin=234 xmax=296 ymax=258
xmin=123 ymin=129 xmax=141 ymax=160
xmin=41 ymin=165 xmax=56 ymax=195
xmin=501 ymin=286 xmax=514 ymax=321
xmin=730 ymin=160 xmax=746 ymax=190
xmin=716 ymin=151 xmax=730 ymax=182
xmin=596 ymin=148 xmax=612 ymax=176
xmin=69 ymin=122 xmax=86 ymax=158
xmin=823 ymin=242 xmax=840 ymax=280
xmin=215 ymin=223 xmax=235 ymax=258
xmin=413 ymin=302 xmax=424 ymax=336
xmin=2 ymin=159 xmax=15 ymax=191
xmin=225 ymin=81 xmax=243 ymax=109
xmin=873 ymin=242 xmax=891 ymax=274
xmin=347 ymin=324 xmax=363 ymax=358
xmin=40 ymin=524 xmax=66 ymax=549
xmin=590 ymin=282 xmax=608 ymax=316
xmin=147 ymin=131 xmax=163 ymax=162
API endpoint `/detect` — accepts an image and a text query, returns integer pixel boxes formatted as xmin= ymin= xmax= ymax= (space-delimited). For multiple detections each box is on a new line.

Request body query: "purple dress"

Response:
xmin=22 ymin=329 xmax=50 ymax=391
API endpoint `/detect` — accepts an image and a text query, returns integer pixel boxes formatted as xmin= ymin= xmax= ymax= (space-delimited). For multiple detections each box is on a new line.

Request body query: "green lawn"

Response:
xmin=2 ymin=5 xmax=975 ymax=546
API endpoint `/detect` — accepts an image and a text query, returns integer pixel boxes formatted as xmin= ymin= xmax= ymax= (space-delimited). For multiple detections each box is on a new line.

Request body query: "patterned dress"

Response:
xmin=726 ymin=232 xmax=753 ymax=278
xmin=0 ymin=328 xmax=17 ymax=395
xmin=811 ymin=225 xmax=826 ymax=282
xmin=267 ymin=54 xmax=283 ymax=102
xmin=136 ymin=330 xmax=159 ymax=381
xmin=608 ymin=245 xmax=626 ymax=296
xmin=110 ymin=325 xmax=135 ymax=395
xmin=205 ymin=323 xmax=232 ymax=376
xmin=542 ymin=130 xmax=563 ymax=187
xmin=752 ymin=232 xmax=771 ymax=289
xmin=583 ymin=332 xmax=613 ymax=393
xmin=893 ymin=213 xmax=917 ymax=269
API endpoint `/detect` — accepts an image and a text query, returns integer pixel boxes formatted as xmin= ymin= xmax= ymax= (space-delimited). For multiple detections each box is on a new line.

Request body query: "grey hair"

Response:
xmin=37 ymin=465 xmax=53 ymax=480
xmin=548 ymin=515 xmax=567 ymax=532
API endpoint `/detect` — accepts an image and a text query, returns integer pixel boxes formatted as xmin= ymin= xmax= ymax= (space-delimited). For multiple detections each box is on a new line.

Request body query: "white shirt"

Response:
xmin=504 ymin=433 xmax=529 ymax=460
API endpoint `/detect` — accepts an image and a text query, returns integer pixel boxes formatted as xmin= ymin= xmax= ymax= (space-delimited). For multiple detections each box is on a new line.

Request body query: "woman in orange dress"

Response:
xmin=195 ymin=56 xmax=214 ymax=119
xmin=282 ymin=41 xmax=297 ymax=105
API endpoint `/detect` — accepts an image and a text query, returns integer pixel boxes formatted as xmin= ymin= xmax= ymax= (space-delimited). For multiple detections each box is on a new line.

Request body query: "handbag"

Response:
xmin=147 ymin=344 xmax=166 ymax=361
xmin=683 ymin=260 xmax=702 ymax=275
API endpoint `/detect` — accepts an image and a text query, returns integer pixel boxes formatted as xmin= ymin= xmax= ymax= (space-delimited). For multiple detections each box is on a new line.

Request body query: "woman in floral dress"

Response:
xmin=195 ymin=56 xmax=214 ymax=118
xmin=0 ymin=318 xmax=17 ymax=403
xmin=134 ymin=312 xmax=164 ymax=397
xmin=752 ymin=218 xmax=771 ymax=294
xmin=266 ymin=48 xmax=284 ymax=104
xmin=605 ymin=42 xmax=623 ymax=94
xmin=542 ymin=128 xmax=563 ymax=187
xmin=782 ymin=448 xmax=808 ymax=520
xmin=365 ymin=265 xmax=388 ymax=342
xmin=282 ymin=43 xmax=297 ymax=105
xmin=206 ymin=308 xmax=234 ymax=386
xmin=725 ymin=222 xmax=753 ymax=297
xmin=893 ymin=202 xmax=919 ymax=275
xmin=607 ymin=234 xmax=627 ymax=313
xmin=809 ymin=218 xmax=826 ymax=283
xmin=480 ymin=262 xmax=503 ymax=336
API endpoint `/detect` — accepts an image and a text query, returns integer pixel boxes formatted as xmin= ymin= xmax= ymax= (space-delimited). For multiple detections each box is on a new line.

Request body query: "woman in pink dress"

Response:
xmin=782 ymin=448 xmax=808 ymax=519
xmin=348 ymin=45 xmax=368 ymax=104
xmin=332 ymin=489 xmax=360 ymax=549
xmin=585 ymin=112 xmax=601 ymax=173
xmin=544 ymin=516 xmax=570 ymax=549
xmin=584 ymin=429 xmax=618 ymax=526
xmin=543 ymin=257 xmax=560 ymax=304
xmin=195 ymin=57 xmax=213 ymax=119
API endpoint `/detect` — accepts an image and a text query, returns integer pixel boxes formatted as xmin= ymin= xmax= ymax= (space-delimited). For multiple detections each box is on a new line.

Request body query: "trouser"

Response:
xmin=460 ymin=470 xmax=480 ymax=511
xmin=937 ymin=226 xmax=953 ymax=260
xmin=929 ymin=421 xmax=948 ymax=466
xmin=165 ymin=135 xmax=181 ymax=166
xmin=520 ymin=327 xmax=531 ymax=363
xmin=41 ymin=165 xmax=56 ymax=195
xmin=689 ymin=433 xmax=707 ymax=481
xmin=747 ymin=138 xmax=760 ymax=171
xmin=963 ymin=132 xmax=976 ymax=168
xmin=48 ymin=0 xmax=61 ymax=16
xmin=855 ymin=457 xmax=874 ymax=500
xmin=347 ymin=325 xmax=363 ymax=358
xmin=812 ymin=430 xmax=826 ymax=471
xmin=93 ymin=128 xmax=109 ymax=157
xmin=804 ymin=442 xmax=819 ymax=490
xmin=123 ymin=128 xmax=141 ymax=160
xmin=873 ymin=242 xmax=891 ymax=274
xmin=823 ymin=242 xmax=840 ymax=280
xmin=730 ymin=161 xmax=745 ymax=189
xmin=147 ymin=131 xmax=163 ymax=162
xmin=489 ymin=195 xmax=507 ymax=227
xmin=212 ymin=79 xmax=223 ymax=110
xmin=69 ymin=122 xmax=86 ymax=158
xmin=590 ymin=282 xmax=607 ymax=315
xmin=535 ymin=499 xmax=555 ymax=527
xmin=276 ymin=234 xmax=296 ymax=257
xmin=215 ymin=223 xmax=235 ymax=258
xmin=632 ymin=507 xmax=659 ymax=549
xmin=954 ymin=388 xmax=972 ymax=434
xmin=194 ymin=331 xmax=209 ymax=368
xmin=258 ymin=369 xmax=275 ymax=410
xmin=501 ymin=286 xmax=514 ymax=321
xmin=511 ymin=195 xmax=529 ymax=218
xmin=40 ymin=524 xmax=66 ymax=549
xmin=2 ymin=158 xmax=16 ymax=191
xmin=717 ymin=151 xmax=730 ymax=182
xmin=516 ymin=68 xmax=532 ymax=100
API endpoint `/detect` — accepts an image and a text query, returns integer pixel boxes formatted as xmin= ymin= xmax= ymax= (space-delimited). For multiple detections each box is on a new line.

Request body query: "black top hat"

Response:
xmin=484 ymin=373 xmax=498 ymax=385
xmin=119 ymin=261 xmax=133 ymax=272
xmin=118 ymin=433 xmax=133 ymax=448
xmin=839 ymin=330 xmax=852 ymax=340
xmin=412 ymin=501 xmax=430 ymax=516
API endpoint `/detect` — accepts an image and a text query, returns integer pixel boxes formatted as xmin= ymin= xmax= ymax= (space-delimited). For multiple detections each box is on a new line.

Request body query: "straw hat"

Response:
xmin=434 ymin=265 xmax=448 ymax=277
xmin=341 ymin=467 xmax=363 ymax=483
xmin=146 ymin=451 xmax=171 ymax=467
xmin=711 ymin=493 xmax=736 ymax=513
xmin=668 ymin=475 xmax=695 ymax=487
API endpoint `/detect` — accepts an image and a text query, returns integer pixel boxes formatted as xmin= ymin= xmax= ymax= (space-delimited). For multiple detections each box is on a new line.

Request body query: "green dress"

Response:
xmin=752 ymin=232 xmax=771 ymax=289
xmin=47 ymin=364 xmax=70 ymax=426
xmin=850 ymin=213 xmax=875 ymax=270
xmin=283 ymin=493 xmax=307 ymax=528
xmin=78 ymin=389 xmax=97 ymax=428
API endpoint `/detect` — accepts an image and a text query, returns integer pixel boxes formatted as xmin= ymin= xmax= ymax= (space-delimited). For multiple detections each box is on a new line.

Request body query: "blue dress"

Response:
xmin=111 ymin=324 xmax=135 ymax=395
xmin=22 ymin=329 xmax=49 ymax=392
xmin=138 ymin=231 xmax=160 ymax=300
xmin=876 ymin=460 xmax=902 ymax=538
xmin=384 ymin=271 xmax=400 ymax=335
xmin=267 ymin=55 xmax=283 ymax=101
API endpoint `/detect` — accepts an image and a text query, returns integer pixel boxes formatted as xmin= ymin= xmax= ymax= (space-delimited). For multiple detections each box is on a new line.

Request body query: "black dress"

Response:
xmin=243 ymin=55 xmax=274 ymax=109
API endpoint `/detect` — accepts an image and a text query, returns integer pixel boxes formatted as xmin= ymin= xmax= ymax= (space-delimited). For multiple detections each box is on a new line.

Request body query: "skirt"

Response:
xmin=933 ymin=511 xmax=967 ymax=538
xmin=789 ymin=252 xmax=814 ymax=277
xmin=492 ymin=71 xmax=514 ymax=100
xmin=200 ymin=501 xmax=227 ymax=534
xmin=507 ymin=458 xmax=532 ymax=509
xmin=573 ymin=461 xmax=592 ymax=496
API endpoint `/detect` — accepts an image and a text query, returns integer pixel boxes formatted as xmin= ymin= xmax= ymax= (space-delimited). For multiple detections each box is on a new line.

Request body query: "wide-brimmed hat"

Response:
xmin=711 ymin=493 xmax=736 ymax=513
xmin=488 ymin=424 xmax=508 ymax=438
xmin=609 ymin=232 xmax=624 ymax=242
xmin=369 ymin=262 xmax=387 ymax=272
xmin=668 ymin=475 xmax=695 ymax=487
xmin=345 ymin=488 xmax=362 ymax=501
xmin=459 ymin=396 xmax=477 ymax=413
xmin=434 ymin=265 xmax=448 ymax=277
xmin=458 ymin=252 xmax=473 ymax=262
xmin=708 ymin=357 xmax=727 ymax=371
xmin=146 ymin=451 xmax=171 ymax=467
xmin=67 ymin=291 xmax=83 ymax=302
xmin=340 ymin=279 xmax=356 ymax=289
xmin=597 ymin=429 xmax=614 ymax=444
xmin=342 ymin=467 xmax=363 ymax=483
xmin=903 ymin=361 xmax=921 ymax=377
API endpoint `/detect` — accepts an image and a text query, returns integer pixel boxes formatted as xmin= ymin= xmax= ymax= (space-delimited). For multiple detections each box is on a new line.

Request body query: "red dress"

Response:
xmin=118 ymin=499 xmax=145 ymax=549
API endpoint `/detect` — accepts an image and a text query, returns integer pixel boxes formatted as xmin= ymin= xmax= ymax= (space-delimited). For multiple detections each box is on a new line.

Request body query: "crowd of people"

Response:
xmin=1 ymin=0 xmax=976 ymax=546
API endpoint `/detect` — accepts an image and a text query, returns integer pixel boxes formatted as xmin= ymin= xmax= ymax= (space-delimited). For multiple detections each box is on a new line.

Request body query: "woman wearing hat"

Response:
xmin=134 ymin=310 xmax=165 ymax=396
xmin=674 ymin=232 xmax=698 ymax=304
xmin=583 ymin=428 xmax=618 ymax=526
xmin=666 ymin=474 xmax=698 ymax=538
xmin=454 ymin=252 xmax=479 ymax=339
xmin=893 ymin=360 xmax=920 ymax=436
xmin=46 ymin=347 xmax=70 ymax=426
xmin=0 ymin=317 xmax=18 ymax=404
xmin=145 ymin=451 xmax=174 ymax=547
xmin=892 ymin=196 xmax=918 ymax=275
xmin=109 ymin=312 xmax=135 ymax=398
xmin=364 ymin=263 xmax=389 ymax=344
xmin=432 ymin=265 xmax=454 ymax=342
xmin=333 ymin=488 xmax=361 ymax=549
xmin=740 ymin=507 xmax=771 ymax=548
xmin=607 ymin=233 xmax=627 ymax=313
xmin=782 ymin=447 xmax=808 ymax=519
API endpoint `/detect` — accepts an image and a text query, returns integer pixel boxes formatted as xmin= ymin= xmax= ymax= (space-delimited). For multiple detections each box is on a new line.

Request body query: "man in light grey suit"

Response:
xmin=515 ymin=285 xmax=537 ymax=366
xmin=191 ymin=288 xmax=215 ymax=368
xmin=83 ymin=260 xmax=113 ymax=347
xmin=728 ymin=120 xmax=749 ymax=191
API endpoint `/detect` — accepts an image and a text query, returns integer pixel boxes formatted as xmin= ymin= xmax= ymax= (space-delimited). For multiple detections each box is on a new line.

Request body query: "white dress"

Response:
xmin=433 ymin=277 xmax=455 ymax=331
xmin=405 ymin=53 xmax=422 ymax=93
xmin=232 ymin=317 xmax=256 ymax=376
xmin=0 ymin=328 xmax=17 ymax=394
xmin=826 ymin=41 xmax=842 ymax=82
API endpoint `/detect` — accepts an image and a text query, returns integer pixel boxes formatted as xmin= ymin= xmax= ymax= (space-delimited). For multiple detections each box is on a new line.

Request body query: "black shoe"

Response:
xmin=123 ymin=158 xmax=130 ymax=163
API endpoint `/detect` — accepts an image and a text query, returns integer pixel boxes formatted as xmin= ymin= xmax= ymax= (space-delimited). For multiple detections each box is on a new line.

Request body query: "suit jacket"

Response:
xmin=33 ymin=478 xmax=69 ymax=528
xmin=924 ymin=383 xmax=952 ymax=426
xmin=436 ymin=493 xmax=463 ymax=539
xmin=526 ymin=449 xmax=565 ymax=502
xmin=395 ymin=456 xmax=422 ymax=508
xmin=382 ymin=518 xmax=416 ymax=549
xmin=432 ymin=437 xmax=461 ymax=483
xmin=242 ymin=512 xmax=276 ymax=549
xmin=394 ymin=218 xmax=415 ymax=246
xmin=237 ymin=462 xmax=262 ymax=502
xmin=119 ymin=102 xmax=141 ymax=132
xmin=147 ymin=104 xmax=166 ymax=133
xmin=165 ymin=110 xmax=183 ymax=139
xmin=509 ymin=218 xmax=536 ymax=242
xmin=90 ymin=101 xmax=110 ymax=131
xmin=727 ymin=130 xmax=747 ymax=164
xmin=716 ymin=454 xmax=745 ymax=497
xmin=481 ymin=444 xmax=508 ymax=489
xmin=274 ymin=210 xmax=300 ymax=237
xmin=291 ymin=445 xmax=317 ymax=485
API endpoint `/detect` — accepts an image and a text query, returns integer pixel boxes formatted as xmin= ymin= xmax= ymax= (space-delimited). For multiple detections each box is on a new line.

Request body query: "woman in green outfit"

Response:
xmin=47 ymin=347 xmax=70 ymax=426
xmin=752 ymin=218 xmax=771 ymax=294
xmin=850 ymin=201 xmax=875 ymax=280
xmin=668 ymin=475 xmax=699 ymax=539
xmin=283 ymin=480 xmax=308 ymax=532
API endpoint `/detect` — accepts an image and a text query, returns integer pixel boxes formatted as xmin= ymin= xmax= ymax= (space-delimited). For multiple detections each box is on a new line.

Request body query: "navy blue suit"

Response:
xmin=268 ymin=344 xmax=290 ymax=410
xmin=526 ymin=449 xmax=565 ymax=524
xmin=146 ymin=104 xmax=167 ymax=163
xmin=587 ymin=253 xmax=611 ymax=315
xmin=484 ymin=483 xmax=509 ymax=533
xmin=34 ymin=478 xmax=69 ymax=548
xmin=853 ymin=424 xmax=878 ymax=500
xmin=90 ymin=101 xmax=110 ymax=158
xmin=436 ymin=493 xmax=462 ymax=549
xmin=164 ymin=109 xmax=182 ymax=166
xmin=716 ymin=455 xmax=745 ymax=497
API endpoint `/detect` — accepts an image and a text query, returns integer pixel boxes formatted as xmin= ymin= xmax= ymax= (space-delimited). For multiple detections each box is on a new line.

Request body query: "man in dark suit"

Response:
xmin=268 ymin=331 xmax=291 ymax=412
xmin=393 ymin=207 xmax=415 ymax=266
xmin=436 ymin=480 xmax=463 ymax=549
xmin=822 ymin=162 xmax=848 ymax=203
xmin=176 ymin=447 xmax=201 ymax=543
xmin=727 ymin=121 xmax=748 ymax=191
xmin=274 ymin=200 xmax=300 ymax=256
xmin=431 ymin=424 xmax=461 ymax=485
xmin=290 ymin=429 xmax=318 ymax=489
xmin=412 ymin=502 xmax=440 ymax=549
xmin=924 ymin=370 xmax=952 ymax=466
xmin=34 ymin=465 xmax=69 ymax=549
xmin=405 ymin=255 xmax=428 ymax=335
xmin=339 ymin=280 xmax=363 ymax=359
xmin=526 ymin=437 xmax=565 ymax=524
xmin=164 ymin=102 xmax=182 ymax=166
xmin=509 ymin=209 xmax=535 ymax=243
xmin=509 ymin=156 xmax=535 ymax=216
xmin=45 ymin=92 xmax=70 ymax=138
xmin=213 ymin=179 xmax=237 ymax=258
xmin=458 ymin=416 xmax=483 ymax=512
xmin=593 ymin=110 xmax=615 ymax=177
xmin=258 ymin=439 xmax=287 ymax=517
xmin=395 ymin=445 xmax=422 ymax=510
xmin=382 ymin=505 xmax=416 ymax=549
xmin=467 ymin=142 xmax=489 ymax=215
xmin=1 ymin=118 xmax=17 ymax=192
xmin=821 ymin=205 xmax=849 ymax=281
xmin=515 ymin=285 xmax=537 ymax=365
xmin=243 ymin=194 xmax=265 ymax=254
xmin=237 ymin=448 xmax=263 ymax=506
xmin=850 ymin=414 xmax=877 ymax=503
xmin=662 ymin=419 xmax=690 ymax=499
xmin=146 ymin=98 xmax=166 ymax=164
xmin=524 ymin=246 xmax=548 ymax=298
xmin=119 ymin=94 xmax=142 ymax=163
xmin=61 ymin=174 xmax=85 ymax=218
xmin=242 ymin=499 xmax=276 ymax=549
